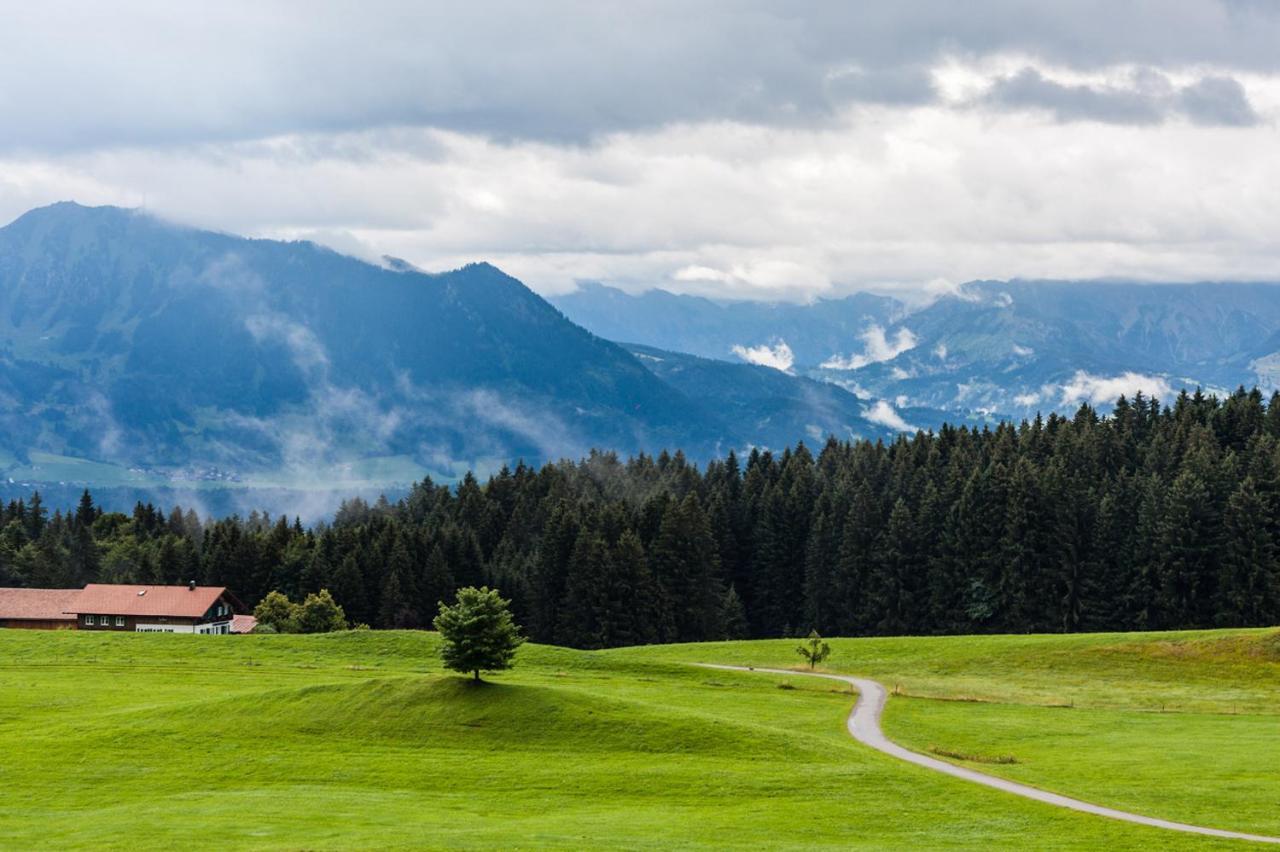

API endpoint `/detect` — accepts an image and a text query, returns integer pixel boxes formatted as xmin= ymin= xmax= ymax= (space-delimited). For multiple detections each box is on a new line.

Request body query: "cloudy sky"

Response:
xmin=3 ymin=0 xmax=1280 ymax=300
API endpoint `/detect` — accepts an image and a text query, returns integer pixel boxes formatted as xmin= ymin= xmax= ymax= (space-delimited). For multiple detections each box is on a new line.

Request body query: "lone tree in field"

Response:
xmin=433 ymin=586 xmax=524 ymax=682
xmin=797 ymin=630 xmax=831 ymax=670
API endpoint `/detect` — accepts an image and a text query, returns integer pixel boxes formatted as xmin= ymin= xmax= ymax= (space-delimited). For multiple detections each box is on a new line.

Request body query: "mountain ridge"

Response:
xmin=554 ymin=279 xmax=1280 ymax=419
xmin=0 ymin=203 xmax=899 ymax=503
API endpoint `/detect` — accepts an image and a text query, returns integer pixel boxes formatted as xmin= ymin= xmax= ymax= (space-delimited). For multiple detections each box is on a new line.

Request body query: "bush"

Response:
xmin=296 ymin=590 xmax=349 ymax=634
xmin=253 ymin=588 xmax=348 ymax=634
xmin=253 ymin=590 xmax=298 ymax=633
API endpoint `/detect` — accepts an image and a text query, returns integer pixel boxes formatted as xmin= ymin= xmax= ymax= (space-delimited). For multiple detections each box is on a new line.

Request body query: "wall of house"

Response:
xmin=0 ymin=619 xmax=76 ymax=630
xmin=76 ymin=615 xmax=234 ymax=633
xmin=77 ymin=615 xmax=198 ymax=632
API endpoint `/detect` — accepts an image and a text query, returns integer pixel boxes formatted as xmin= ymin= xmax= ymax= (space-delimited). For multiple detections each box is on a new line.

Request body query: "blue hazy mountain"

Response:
xmin=556 ymin=280 xmax=1280 ymax=419
xmin=0 ymin=203 xmax=901 ymax=498
xmin=624 ymin=343 xmax=949 ymax=447
xmin=552 ymin=281 xmax=899 ymax=364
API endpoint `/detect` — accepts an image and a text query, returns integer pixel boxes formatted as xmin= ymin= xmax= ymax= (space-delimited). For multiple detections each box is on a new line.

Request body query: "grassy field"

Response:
xmin=1 ymin=449 xmax=439 ymax=491
xmin=0 ymin=628 xmax=1276 ymax=849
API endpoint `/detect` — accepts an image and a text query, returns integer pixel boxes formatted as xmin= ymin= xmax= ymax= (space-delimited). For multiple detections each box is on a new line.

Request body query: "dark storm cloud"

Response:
xmin=1179 ymin=76 xmax=1259 ymax=126
xmin=0 ymin=0 xmax=1276 ymax=153
xmin=983 ymin=66 xmax=1259 ymax=126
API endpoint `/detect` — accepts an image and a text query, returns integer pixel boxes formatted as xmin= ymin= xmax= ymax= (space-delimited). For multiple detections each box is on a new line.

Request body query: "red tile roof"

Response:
xmin=230 ymin=614 xmax=258 ymax=634
xmin=67 ymin=584 xmax=232 ymax=619
xmin=0 ymin=588 xmax=80 ymax=621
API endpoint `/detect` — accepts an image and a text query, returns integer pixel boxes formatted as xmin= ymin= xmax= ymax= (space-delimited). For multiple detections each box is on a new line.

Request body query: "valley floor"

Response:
xmin=1 ymin=628 xmax=1277 ymax=849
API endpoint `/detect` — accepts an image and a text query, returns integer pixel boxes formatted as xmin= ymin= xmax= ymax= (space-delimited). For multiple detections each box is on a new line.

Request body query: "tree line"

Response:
xmin=1 ymin=387 xmax=1278 ymax=647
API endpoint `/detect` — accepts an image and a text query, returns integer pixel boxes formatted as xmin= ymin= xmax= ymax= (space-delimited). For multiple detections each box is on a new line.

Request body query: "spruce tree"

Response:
xmin=434 ymin=586 xmax=524 ymax=682
xmin=1217 ymin=477 xmax=1279 ymax=626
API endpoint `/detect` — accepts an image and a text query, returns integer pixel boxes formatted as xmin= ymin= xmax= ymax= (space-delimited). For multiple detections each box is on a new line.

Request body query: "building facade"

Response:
xmin=0 ymin=583 xmax=243 ymax=633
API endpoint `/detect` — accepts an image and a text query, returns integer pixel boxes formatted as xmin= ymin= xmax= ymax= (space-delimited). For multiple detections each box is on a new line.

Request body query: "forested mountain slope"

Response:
xmin=0 ymin=203 xmax=898 ymax=497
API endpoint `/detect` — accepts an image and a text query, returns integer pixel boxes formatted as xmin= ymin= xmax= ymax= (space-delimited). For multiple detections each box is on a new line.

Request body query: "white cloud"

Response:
xmin=1014 ymin=391 xmax=1042 ymax=406
xmin=933 ymin=343 xmax=948 ymax=360
xmin=830 ymin=378 xmax=872 ymax=397
xmin=674 ymin=265 xmax=734 ymax=284
xmin=863 ymin=400 xmax=917 ymax=432
xmin=822 ymin=324 xmax=919 ymax=370
xmin=674 ymin=259 xmax=830 ymax=296
xmin=1011 ymin=343 xmax=1034 ymax=356
xmin=731 ymin=340 xmax=795 ymax=372
xmin=1059 ymin=370 xmax=1175 ymax=407
xmin=6 ymin=100 xmax=1280 ymax=300
xmin=4 ymin=12 xmax=1280 ymax=302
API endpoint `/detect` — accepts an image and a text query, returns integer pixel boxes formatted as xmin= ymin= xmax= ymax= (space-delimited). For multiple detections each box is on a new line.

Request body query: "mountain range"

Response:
xmin=4 ymin=202 xmax=1277 ymax=512
xmin=553 ymin=279 xmax=1280 ymax=420
xmin=0 ymin=203 xmax=899 ymax=507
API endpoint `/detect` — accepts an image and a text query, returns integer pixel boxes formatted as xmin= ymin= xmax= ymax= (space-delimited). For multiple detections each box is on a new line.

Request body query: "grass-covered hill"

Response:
xmin=2 ymin=627 xmax=1278 ymax=849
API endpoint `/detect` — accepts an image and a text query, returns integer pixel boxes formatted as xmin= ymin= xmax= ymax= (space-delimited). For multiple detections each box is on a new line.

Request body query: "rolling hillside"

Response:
xmin=1 ymin=627 xmax=1276 ymax=849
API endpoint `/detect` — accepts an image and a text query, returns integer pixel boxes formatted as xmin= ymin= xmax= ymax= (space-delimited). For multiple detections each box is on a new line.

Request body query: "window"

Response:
xmin=115 ymin=616 xmax=125 ymax=627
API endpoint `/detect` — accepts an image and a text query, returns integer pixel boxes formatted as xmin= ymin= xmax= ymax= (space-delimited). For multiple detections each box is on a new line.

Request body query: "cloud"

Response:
xmin=983 ymin=66 xmax=1259 ymax=126
xmin=731 ymin=340 xmax=795 ymax=372
xmin=863 ymin=400 xmax=917 ymax=432
xmin=674 ymin=259 xmax=830 ymax=296
xmin=1059 ymin=370 xmax=1175 ymax=406
xmin=1013 ymin=391 xmax=1042 ymax=407
xmin=4 ymin=9 xmax=1280 ymax=302
xmin=4 ymin=3 xmax=1280 ymax=153
xmin=822 ymin=325 xmax=918 ymax=370
xmin=985 ymin=67 xmax=1167 ymax=124
xmin=1179 ymin=75 xmax=1259 ymax=126
xmin=10 ymin=100 xmax=1280 ymax=302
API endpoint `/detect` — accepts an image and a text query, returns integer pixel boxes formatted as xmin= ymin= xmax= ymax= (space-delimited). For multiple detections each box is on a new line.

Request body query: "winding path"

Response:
xmin=702 ymin=664 xmax=1280 ymax=845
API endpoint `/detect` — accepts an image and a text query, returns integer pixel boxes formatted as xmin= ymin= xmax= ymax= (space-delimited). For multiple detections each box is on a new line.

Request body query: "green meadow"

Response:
xmin=1 ymin=628 xmax=1277 ymax=849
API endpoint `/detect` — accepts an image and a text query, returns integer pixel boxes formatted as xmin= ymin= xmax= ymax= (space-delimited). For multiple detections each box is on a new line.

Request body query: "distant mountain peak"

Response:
xmin=4 ymin=200 xmax=139 ymax=228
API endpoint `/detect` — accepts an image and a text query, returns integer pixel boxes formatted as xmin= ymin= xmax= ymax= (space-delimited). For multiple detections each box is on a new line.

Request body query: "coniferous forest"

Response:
xmin=3 ymin=388 xmax=1280 ymax=648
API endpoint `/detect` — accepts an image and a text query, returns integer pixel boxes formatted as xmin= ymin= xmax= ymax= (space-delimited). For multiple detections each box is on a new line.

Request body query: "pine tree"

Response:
xmin=530 ymin=503 xmax=578 ymax=642
xmin=721 ymin=584 xmax=748 ymax=640
xmin=868 ymin=499 xmax=915 ymax=635
xmin=832 ymin=483 xmax=878 ymax=635
xmin=556 ymin=529 xmax=609 ymax=648
xmin=422 ymin=543 xmax=457 ymax=614
xmin=330 ymin=553 xmax=369 ymax=626
xmin=434 ymin=586 xmax=524 ymax=682
xmin=1156 ymin=469 xmax=1217 ymax=628
xmin=649 ymin=494 xmax=725 ymax=642
xmin=605 ymin=529 xmax=662 ymax=646
xmin=1217 ymin=477 xmax=1279 ymax=626
xmin=802 ymin=499 xmax=838 ymax=634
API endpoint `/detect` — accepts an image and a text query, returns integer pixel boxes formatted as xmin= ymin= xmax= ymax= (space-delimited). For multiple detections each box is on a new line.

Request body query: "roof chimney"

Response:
xmin=188 ymin=580 xmax=196 ymax=591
